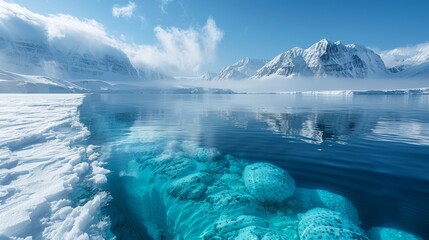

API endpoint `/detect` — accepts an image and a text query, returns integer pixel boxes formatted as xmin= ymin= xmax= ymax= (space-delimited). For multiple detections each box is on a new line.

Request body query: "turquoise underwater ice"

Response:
xmin=107 ymin=128 xmax=423 ymax=240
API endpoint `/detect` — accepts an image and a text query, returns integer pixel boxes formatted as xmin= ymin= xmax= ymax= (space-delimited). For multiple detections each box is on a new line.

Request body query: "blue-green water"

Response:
xmin=79 ymin=93 xmax=429 ymax=239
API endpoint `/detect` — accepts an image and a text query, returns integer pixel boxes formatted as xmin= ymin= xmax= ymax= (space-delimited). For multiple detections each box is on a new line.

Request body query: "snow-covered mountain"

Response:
xmin=381 ymin=42 xmax=429 ymax=69
xmin=0 ymin=5 xmax=169 ymax=82
xmin=200 ymin=72 xmax=217 ymax=81
xmin=211 ymin=57 xmax=268 ymax=81
xmin=0 ymin=69 xmax=85 ymax=93
xmin=380 ymin=42 xmax=429 ymax=78
xmin=0 ymin=36 xmax=170 ymax=82
xmin=256 ymin=39 xmax=388 ymax=79
xmin=0 ymin=37 xmax=138 ymax=81
xmin=395 ymin=62 xmax=429 ymax=78
xmin=207 ymin=40 xmax=429 ymax=81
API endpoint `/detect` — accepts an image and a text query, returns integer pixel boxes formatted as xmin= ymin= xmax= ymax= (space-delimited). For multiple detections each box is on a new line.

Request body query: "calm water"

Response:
xmin=79 ymin=93 xmax=429 ymax=239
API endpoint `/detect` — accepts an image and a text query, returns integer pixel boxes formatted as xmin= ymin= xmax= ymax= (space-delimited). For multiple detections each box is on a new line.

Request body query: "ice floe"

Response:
xmin=0 ymin=94 xmax=109 ymax=239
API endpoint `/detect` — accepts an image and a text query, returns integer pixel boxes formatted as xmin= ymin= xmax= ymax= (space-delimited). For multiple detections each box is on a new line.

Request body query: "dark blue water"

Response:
xmin=79 ymin=93 xmax=429 ymax=239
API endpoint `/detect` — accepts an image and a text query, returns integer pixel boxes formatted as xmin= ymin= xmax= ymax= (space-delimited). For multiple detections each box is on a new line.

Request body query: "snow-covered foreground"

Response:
xmin=0 ymin=94 xmax=109 ymax=239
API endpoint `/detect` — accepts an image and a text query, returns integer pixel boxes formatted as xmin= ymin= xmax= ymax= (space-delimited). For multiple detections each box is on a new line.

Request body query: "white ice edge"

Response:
xmin=0 ymin=94 xmax=110 ymax=239
xmin=243 ymin=87 xmax=429 ymax=95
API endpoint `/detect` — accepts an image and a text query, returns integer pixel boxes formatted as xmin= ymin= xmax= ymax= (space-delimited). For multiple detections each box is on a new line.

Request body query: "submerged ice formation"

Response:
xmin=298 ymin=208 xmax=368 ymax=240
xmin=112 ymin=123 xmax=424 ymax=240
xmin=368 ymin=227 xmax=423 ymax=240
xmin=0 ymin=94 xmax=109 ymax=239
xmin=243 ymin=162 xmax=295 ymax=204
xmin=294 ymin=188 xmax=360 ymax=225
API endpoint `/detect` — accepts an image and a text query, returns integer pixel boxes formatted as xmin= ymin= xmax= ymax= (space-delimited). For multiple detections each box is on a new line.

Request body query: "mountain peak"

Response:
xmin=308 ymin=39 xmax=338 ymax=53
xmin=210 ymin=58 xmax=268 ymax=81
xmin=235 ymin=57 xmax=251 ymax=66
xmin=256 ymin=39 xmax=388 ymax=79
xmin=200 ymin=72 xmax=217 ymax=81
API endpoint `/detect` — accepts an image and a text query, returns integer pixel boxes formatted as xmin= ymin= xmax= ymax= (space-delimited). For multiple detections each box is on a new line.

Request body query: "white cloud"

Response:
xmin=112 ymin=2 xmax=137 ymax=18
xmin=203 ymin=18 xmax=224 ymax=61
xmin=122 ymin=18 xmax=224 ymax=75
xmin=160 ymin=0 xmax=173 ymax=13
xmin=0 ymin=1 xmax=224 ymax=76
xmin=380 ymin=42 xmax=429 ymax=68
xmin=0 ymin=2 xmax=112 ymax=48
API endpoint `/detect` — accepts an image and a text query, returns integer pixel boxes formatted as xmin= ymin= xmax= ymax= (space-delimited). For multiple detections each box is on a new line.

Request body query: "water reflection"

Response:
xmin=371 ymin=120 xmax=429 ymax=146
xmin=256 ymin=111 xmax=373 ymax=144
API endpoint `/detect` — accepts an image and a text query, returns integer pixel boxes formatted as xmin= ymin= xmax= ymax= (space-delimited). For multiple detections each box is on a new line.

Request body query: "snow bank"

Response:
xmin=0 ymin=94 xmax=109 ymax=239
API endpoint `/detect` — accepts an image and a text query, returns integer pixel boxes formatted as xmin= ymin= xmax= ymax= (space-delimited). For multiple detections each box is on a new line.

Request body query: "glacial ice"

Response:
xmin=0 ymin=94 xmax=109 ymax=239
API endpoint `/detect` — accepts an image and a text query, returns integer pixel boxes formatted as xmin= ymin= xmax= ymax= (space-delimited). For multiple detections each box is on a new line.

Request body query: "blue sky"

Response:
xmin=8 ymin=0 xmax=429 ymax=73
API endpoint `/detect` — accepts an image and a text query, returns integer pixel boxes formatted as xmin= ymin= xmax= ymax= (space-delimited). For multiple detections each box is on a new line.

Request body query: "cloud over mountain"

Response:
xmin=123 ymin=18 xmax=223 ymax=75
xmin=0 ymin=1 xmax=223 ymax=77
xmin=380 ymin=42 xmax=429 ymax=68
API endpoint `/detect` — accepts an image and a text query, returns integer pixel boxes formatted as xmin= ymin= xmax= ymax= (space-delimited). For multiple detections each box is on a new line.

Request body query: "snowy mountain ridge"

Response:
xmin=380 ymin=42 xmax=429 ymax=77
xmin=0 ymin=4 xmax=170 ymax=83
xmin=200 ymin=72 xmax=218 ymax=81
xmin=206 ymin=39 xmax=429 ymax=80
xmin=0 ymin=36 xmax=168 ymax=82
xmin=255 ymin=39 xmax=388 ymax=79
xmin=210 ymin=57 xmax=268 ymax=81
xmin=205 ymin=39 xmax=402 ymax=80
xmin=381 ymin=42 xmax=429 ymax=68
